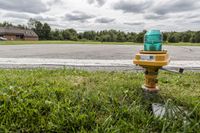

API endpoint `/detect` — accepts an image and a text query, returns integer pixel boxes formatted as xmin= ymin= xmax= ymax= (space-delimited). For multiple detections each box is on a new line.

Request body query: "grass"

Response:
xmin=0 ymin=69 xmax=199 ymax=132
xmin=0 ymin=40 xmax=137 ymax=45
xmin=0 ymin=40 xmax=200 ymax=46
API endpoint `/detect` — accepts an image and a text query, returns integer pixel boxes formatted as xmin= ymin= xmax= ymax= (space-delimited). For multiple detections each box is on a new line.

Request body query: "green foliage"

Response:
xmin=194 ymin=31 xmax=200 ymax=43
xmin=28 ymin=19 xmax=51 ymax=40
xmin=82 ymin=31 xmax=96 ymax=40
xmin=62 ymin=29 xmax=78 ymax=41
xmin=190 ymin=34 xmax=196 ymax=43
xmin=50 ymin=30 xmax=64 ymax=40
xmin=162 ymin=32 xmax=168 ymax=42
xmin=135 ymin=32 xmax=144 ymax=43
xmin=0 ymin=21 xmax=27 ymax=29
xmin=135 ymin=30 xmax=146 ymax=43
xmin=0 ymin=21 xmax=13 ymax=27
xmin=42 ymin=23 xmax=51 ymax=40
xmin=167 ymin=32 xmax=180 ymax=43
xmin=181 ymin=31 xmax=191 ymax=42
xmin=0 ymin=69 xmax=199 ymax=132
xmin=1 ymin=20 xmax=200 ymax=44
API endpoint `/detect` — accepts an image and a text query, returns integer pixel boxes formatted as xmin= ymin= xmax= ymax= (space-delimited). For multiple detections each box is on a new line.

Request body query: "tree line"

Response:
xmin=1 ymin=20 xmax=200 ymax=43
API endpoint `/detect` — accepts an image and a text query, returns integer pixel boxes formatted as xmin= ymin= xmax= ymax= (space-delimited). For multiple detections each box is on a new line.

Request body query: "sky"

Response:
xmin=0 ymin=0 xmax=200 ymax=32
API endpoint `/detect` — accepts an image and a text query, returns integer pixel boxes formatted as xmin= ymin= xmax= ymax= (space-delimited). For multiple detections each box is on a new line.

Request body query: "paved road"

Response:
xmin=0 ymin=44 xmax=199 ymax=60
xmin=0 ymin=44 xmax=199 ymax=70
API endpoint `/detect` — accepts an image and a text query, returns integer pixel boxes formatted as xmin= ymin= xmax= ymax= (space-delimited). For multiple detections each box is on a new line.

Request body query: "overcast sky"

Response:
xmin=0 ymin=0 xmax=200 ymax=32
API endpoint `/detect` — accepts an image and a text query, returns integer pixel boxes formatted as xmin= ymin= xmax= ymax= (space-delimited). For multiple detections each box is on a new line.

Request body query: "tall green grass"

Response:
xmin=0 ymin=69 xmax=199 ymax=132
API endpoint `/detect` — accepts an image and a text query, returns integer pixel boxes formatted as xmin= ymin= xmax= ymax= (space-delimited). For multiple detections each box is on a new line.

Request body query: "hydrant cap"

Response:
xmin=144 ymin=29 xmax=163 ymax=51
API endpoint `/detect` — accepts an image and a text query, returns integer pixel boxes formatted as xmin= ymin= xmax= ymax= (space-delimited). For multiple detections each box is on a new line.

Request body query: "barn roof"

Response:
xmin=0 ymin=27 xmax=38 ymax=37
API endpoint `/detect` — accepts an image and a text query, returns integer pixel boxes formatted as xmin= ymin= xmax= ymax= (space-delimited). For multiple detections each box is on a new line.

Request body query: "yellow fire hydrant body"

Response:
xmin=133 ymin=50 xmax=170 ymax=92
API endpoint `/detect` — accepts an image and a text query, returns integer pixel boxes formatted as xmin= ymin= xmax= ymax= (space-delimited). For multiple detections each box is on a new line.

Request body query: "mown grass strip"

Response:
xmin=0 ymin=69 xmax=199 ymax=132
xmin=0 ymin=41 xmax=138 ymax=45
xmin=0 ymin=40 xmax=200 ymax=46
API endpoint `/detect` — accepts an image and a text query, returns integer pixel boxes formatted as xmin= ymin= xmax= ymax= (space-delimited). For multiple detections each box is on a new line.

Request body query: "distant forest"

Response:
xmin=1 ymin=19 xmax=200 ymax=43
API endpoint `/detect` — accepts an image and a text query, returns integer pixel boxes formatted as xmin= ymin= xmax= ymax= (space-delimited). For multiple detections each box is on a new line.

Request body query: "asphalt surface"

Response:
xmin=0 ymin=44 xmax=199 ymax=71
xmin=0 ymin=44 xmax=199 ymax=60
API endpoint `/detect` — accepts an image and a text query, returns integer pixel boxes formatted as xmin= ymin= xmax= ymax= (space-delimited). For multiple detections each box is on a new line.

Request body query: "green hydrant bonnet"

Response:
xmin=144 ymin=29 xmax=162 ymax=51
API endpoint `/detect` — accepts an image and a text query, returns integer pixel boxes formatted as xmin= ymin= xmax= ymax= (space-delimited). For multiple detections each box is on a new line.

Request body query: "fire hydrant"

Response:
xmin=133 ymin=29 xmax=170 ymax=92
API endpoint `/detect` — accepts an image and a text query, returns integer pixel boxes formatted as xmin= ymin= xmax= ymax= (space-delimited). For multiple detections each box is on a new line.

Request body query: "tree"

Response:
xmin=106 ymin=30 xmax=118 ymax=42
xmin=168 ymin=33 xmax=176 ymax=43
xmin=126 ymin=32 xmax=136 ymax=42
xmin=35 ymin=21 xmax=43 ymax=40
xmin=69 ymin=29 xmax=78 ymax=41
xmin=190 ymin=34 xmax=195 ymax=43
xmin=181 ymin=31 xmax=191 ymax=42
xmin=162 ymin=32 xmax=168 ymax=42
xmin=50 ymin=30 xmax=63 ymax=40
xmin=62 ymin=30 xmax=71 ymax=40
xmin=42 ymin=23 xmax=51 ymax=40
xmin=117 ymin=31 xmax=126 ymax=42
xmin=194 ymin=31 xmax=200 ymax=43
xmin=78 ymin=32 xmax=84 ymax=40
xmin=17 ymin=24 xmax=27 ymax=29
xmin=101 ymin=34 xmax=111 ymax=42
xmin=1 ymin=19 xmax=200 ymax=43
xmin=28 ymin=19 xmax=44 ymax=40
xmin=83 ymin=31 xmax=96 ymax=40
xmin=0 ymin=21 xmax=13 ymax=27
xmin=168 ymin=33 xmax=180 ymax=43
xmin=28 ymin=19 xmax=51 ymax=40
xmin=62 ymin=29 xmax=78 ymax=41
xmin=135 ymin=32 xmax=144 ymax=43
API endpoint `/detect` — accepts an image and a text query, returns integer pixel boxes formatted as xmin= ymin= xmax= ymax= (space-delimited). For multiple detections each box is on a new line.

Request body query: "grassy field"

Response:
xmin=0 ymin=69 xmax=199 ymax=132
xmin=0 ymin=40 xmax=200 ymax=46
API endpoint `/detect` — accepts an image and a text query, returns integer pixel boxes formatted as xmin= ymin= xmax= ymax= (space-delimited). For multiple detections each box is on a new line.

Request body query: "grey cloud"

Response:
xmin=4 ymin=12 xmax=30 ymax=20
xmin=47 ymin=0 xmax=63 ymax=6
xmin=96 ymin=0 xmax=105 ymax=6
xmin=154 ymin=24 xmax=166 ymax=27
xmin=144 ymin=13 xmax=168 ymax=20
xmin=95 ymin=17 xmax=115 ymax=23
xmin=154 ymin=0 xmax=200 ymax=15
xmin=64 ymin=11 xmax=95 ymax=22
xmin=191 ymin=20 xmax=200 ymax=24
xmin=87 ymin=0 xmax=106 ymax=6
xmin=34 ymin=16 xmax=56 ymax=22
xmin=124 ymin=22 xmax=145 ymax=26
xmin=0 ymin=0 xmax=49 ymax=14
xmin=113 ymin=0 xmax=152 ymax=13
xmin=185 ymin=14 xmax=200 ymax=19
xmin=4 ymin=12 xmax=56 ymax=22
xmin=87 ymin=0 xmax=94 ymax=4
